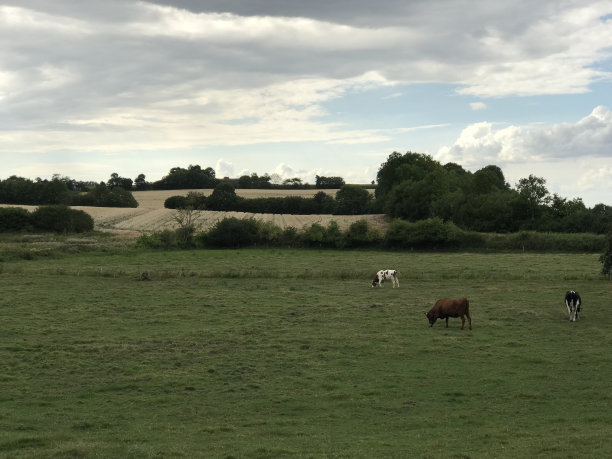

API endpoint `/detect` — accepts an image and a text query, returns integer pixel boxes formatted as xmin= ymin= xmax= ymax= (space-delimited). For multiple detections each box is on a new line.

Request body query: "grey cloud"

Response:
xmin=2 ymin=1 xmax=611 ymax=150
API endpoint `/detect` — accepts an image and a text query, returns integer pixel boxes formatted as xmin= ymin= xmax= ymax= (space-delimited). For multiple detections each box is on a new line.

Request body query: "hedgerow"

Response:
xmin=136 ymin=216 xmax=606 ymax=252
xmin=0 ymin=206 xmax=94 ymax=233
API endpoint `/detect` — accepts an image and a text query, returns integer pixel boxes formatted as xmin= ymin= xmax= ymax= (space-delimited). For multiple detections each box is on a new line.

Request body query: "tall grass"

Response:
xmin=1 ymin=249 xmax=611 ymax=457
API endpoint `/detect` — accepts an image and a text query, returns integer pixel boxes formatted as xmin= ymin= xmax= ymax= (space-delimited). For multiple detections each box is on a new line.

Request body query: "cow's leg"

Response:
xmin=466 ymin=311 xmax=472 ymax=330
xmin=460 ymin=315 xmax=465 ymax=330
xmin=565 ymin=300 xmax=572 ymax=320
xmin=445 ymin=317 xmax=449 ymax=328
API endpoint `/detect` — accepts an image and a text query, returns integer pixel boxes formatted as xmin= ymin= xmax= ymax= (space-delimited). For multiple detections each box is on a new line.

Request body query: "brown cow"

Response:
xmin=425 ymin=298 xmax=471 ymax=330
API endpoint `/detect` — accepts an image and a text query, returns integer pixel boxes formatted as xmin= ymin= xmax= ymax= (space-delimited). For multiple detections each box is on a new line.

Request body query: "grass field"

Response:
xmin=1 ymin=249 xmax=611 ymax=458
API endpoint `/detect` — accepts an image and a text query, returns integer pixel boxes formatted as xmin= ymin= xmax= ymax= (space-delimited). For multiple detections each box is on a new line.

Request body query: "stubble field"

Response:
xmin=1 ymin=189 xmax=387 ymax=237
xmin=1 ymin=249 xmax=611 ymax=457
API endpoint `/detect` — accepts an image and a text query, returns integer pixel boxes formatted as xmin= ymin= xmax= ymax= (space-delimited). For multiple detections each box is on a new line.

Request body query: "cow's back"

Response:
xmin=435 ymin=298 xmax=468 ymax=315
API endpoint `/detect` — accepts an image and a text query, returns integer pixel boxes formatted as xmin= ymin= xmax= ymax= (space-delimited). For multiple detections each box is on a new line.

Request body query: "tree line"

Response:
xmin=0 ymin=175 xmax=138 ymax=208
xmin=164 ymin=183 xmax=373 ymax=215
xmin=2 ymin=152 xmax=612 ymax=234
xmin=0 ymin=167 xmax=350 ymax=209
xmin=375 ymin=152 xmax=612 ymax=234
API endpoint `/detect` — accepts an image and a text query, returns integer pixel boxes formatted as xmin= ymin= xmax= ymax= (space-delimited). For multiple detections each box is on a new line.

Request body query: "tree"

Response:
xmin=135 ymin=174 xmax=148 ymax=190
xmin=282 ymin=177 xmax=303 ymax=188
xmin=107 ymin=173 xmax=133 ymax=190
xmin=516 ymin=174 xmax=551 ymax=221
xmin=206 ymin=182 xmax=241 ymax=210
xmin=335 ymin=185 xmax=372 ymax=215
xmin=473 ymin=165 xmax=508 ymax=194
xmin=600 ymin=233 xmax=612 ymax=279
xmin=173 ymin=208 xmax=202 ymax=246
xmin=312 ymin=191 xmax=337 ymax=214
xmin=315 ymin=175 xmax=345 ymax=189
xmin=385 ymin=180 xmax=432 ymax=220
xmin=375 ymin=151 xmax=442 ymax=200
xmin=156 ymin=165 xmax=219 ymax=189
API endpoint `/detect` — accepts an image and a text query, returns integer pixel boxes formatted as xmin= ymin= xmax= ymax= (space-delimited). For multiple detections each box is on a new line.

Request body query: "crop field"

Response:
xmin=0 ymin=189 xmax=386 ymax=237
xmin=1 ymin=248 xmax=611 ymax=458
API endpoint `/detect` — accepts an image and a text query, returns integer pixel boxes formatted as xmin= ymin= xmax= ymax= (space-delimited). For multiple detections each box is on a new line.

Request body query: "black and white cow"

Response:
xmin=371 ymin=269 xmax=399 ymax=288
xmin=565 ymin=290 xmax=582 ymax=322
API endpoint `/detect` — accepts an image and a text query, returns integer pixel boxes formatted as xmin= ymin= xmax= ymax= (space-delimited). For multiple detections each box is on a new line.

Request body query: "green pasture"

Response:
xmin=1 ymin=249 xmax=611 ymax=458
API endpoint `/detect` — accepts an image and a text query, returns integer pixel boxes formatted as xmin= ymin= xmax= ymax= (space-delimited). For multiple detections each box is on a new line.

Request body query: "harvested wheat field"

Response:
xmin=2 ymin=189 xmax=388 ymax=237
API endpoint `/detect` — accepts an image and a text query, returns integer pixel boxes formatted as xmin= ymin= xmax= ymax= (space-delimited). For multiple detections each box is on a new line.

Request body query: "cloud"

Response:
xmin=470 ymin=102 xmax=487 ymax=111
xmin=2 ymin=0 xmax=612 ymax=204
xmin=215 ymin=158 xmax=234 ymax=178
xmin=437 ymin=106 xmax=612 ymax=168
xmin=578 ymin=165 xmax=612 ymax=191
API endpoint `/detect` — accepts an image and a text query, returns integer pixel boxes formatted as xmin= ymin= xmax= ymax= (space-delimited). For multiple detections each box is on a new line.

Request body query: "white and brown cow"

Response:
xmin=371 ymin=269 xmax=399 ymax=288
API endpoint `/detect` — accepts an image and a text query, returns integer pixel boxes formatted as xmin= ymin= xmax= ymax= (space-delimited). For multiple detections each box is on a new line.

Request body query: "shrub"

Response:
xmin=31 ymin=206 xmax=94 ymax=233
xmin=600 ymin=233 xmax=612 ymax=279
xmin=204 ymin=217 xmax=259 ymax=248
xmin=73 ymin=185 xmax=138 ymax=208
xmin=256 ymin=221 xmax=283 ymax=245
xmin=206 ymin=182 xmax=242 ymax=211
xmin=185 ymin=192 xmax=207 ymax=210
xmin=0 ymin=207 xmax=33 ymax=232
xmin=301 ymin=222 xmax=326 ymax=247
xmin=384 ymin=218 xmax=461 ymax=249
xmin=279 ymin=226 xmax=301 ymax=247
xmin=136 ymin=230 xmax=178 ymax=249
xmin=164 ymin=195 xmax=188 ymax=209
xmin=344 ymin=219 xmax=382 ymax=247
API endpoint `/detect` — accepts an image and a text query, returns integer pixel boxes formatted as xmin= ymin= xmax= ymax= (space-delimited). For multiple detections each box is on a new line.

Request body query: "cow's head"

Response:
xmin=371 ymin=275 xmax=380 ymax=287
xmin=425 ymin=311 xmax=437 ymax=327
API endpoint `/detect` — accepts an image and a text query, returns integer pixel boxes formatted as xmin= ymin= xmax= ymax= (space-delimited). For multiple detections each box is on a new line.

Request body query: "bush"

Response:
xmin=73 ymin=185 xmax=138 ymax=207
xmin=206 ymin=183 xmax=241 ymax=211
xmin=301 ymin=221 xmax=344 ymax=248
xmin=384 ymin=218 xmax=462 ymax=249
xmin=279 ymin=226 xmax=301 ymax=247
xmin=0 ymin=207 xmax=33 ymax=232
xmin=164 ymin=195 xmax=188 ymax=209
xmin=600 ymin=233 xmax=612 ymax=278
xmin=203 ymin=217 xmax=259 ymax=248
xmin=185 ymin=192 xmax=207 ymax=210
xmin=344 ymin=219 xmax=382 ymax=247
xmin=31 ymin=206 xmax=94 ymax=233
xmin=136 ymin=230 xmax=178 ymax=249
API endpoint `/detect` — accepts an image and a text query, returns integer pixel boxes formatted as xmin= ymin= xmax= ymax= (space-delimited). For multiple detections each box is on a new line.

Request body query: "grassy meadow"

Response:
xmin=1 ymin=248 xmax=612 ymax=458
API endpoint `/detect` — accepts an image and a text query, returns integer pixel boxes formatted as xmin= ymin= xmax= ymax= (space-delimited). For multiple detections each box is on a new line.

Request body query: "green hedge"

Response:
xmin=0 ymin=207 xmax=34 ymax=232
xmin=0 ymin=206 xmax=94 ymax=233
xmin=138 ymin=215 xmax=606 ymax=252
xmin=31 ymin=206 xmax=94 ymax=233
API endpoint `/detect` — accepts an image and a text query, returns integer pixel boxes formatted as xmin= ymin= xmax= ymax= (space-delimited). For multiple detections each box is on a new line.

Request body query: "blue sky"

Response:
xmin=1 ymin=0 xmax=612 ymax=206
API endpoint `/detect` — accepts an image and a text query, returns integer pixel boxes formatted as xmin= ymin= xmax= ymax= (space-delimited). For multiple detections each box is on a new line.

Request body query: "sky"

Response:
xmin=1 ymin=0 xmax=612 ymax=206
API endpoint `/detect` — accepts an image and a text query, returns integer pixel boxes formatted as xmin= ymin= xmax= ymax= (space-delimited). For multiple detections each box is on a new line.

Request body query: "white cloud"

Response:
xmin=470 ymin=102 xmax=487 ymax=111
xmin=578 ymin=165 xmax=612 ymax=191
xmin=2 ymin=0 xmax=612 ymax=206
xmin=437 ymin=105 xmax=612 ymax=169
xmin=215 ymin=158 xmax=234 ymax=178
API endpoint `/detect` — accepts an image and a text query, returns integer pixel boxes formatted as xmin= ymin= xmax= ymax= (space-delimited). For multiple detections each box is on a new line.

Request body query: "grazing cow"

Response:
xmin=371 ymin=269 xmax=399 ymax=288
xmin=565 ymin=290 xmax=582 ymax=322
xmin=426 ymin=298 xmax=471 ymax=330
